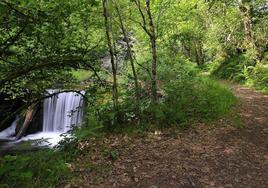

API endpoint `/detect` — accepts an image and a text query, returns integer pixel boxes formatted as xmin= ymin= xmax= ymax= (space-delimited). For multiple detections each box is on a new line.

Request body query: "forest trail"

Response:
xmin=73 ymin=84 xmax=268 ymax=188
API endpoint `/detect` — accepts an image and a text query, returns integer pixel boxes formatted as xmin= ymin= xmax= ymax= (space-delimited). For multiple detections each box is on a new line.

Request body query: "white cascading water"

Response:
xmin=0 ymin=90 xmax=85 ymax=147
xmin=0 ymin=116 xmax=19 ymax=140
xmin=19 ymin=90 xmax=85 ymax=146
xmin=43 ymin=90 xmax=85 ymax=133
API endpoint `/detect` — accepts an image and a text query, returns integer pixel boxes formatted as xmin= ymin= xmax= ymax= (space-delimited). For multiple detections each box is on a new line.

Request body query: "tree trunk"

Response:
xmin=114 ymin=2 xmax=140 ymax=103
xmin=239 ymin=1 xmax=256 ymax=49
xmin=145 ymin=0 xmax=158 ymax=103
xmin=195 ymin=41 xmax=204 ymax=67
xmin=16 ymin=103 xmax=38 ymax=139
xmin=102 ymin=0 xmax=119 ymax=109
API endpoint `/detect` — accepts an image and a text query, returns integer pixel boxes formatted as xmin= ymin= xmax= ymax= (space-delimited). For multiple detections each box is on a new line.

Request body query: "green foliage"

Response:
xmin=102 ymin=148 xmax=119 ymax=161
xmin=88 ymin=59 xmax=236 ymax=130
xmin=246 ymin=64 xmax=268 ymax=93
xmin=0 ymin=150 xmax=70 ymax=188
xmin=72 ymin=70 xmax=92 ymax=82
xmin=211 ymin=52 xmax=268 ymax=92
xmin=212 ymin=54 xmax=248 ymax=82
xmin=74 ymin=117 xmax=103 ymax=140
xmin=0 ymin=0 xmax=104 ymax=100
xmin=153 ymin=62 xmax=236 ymax=127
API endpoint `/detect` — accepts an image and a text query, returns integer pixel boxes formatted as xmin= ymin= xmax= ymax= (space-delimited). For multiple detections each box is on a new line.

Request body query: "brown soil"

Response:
xmin=69 ymin=84 xmax=268 ymax=188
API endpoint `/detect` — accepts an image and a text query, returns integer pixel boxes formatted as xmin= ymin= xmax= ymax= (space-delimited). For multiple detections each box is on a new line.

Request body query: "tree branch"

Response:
xmin=134 ymin=0 xmax=152 ymax=37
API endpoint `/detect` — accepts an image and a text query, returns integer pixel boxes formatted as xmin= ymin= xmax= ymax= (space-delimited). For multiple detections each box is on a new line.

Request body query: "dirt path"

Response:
xmin=72 ymin=84 xmax=268 ymax=188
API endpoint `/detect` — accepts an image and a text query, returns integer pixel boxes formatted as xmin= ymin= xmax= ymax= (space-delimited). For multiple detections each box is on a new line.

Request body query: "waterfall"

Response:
xmin=0 ymin=116 xmax=19 ymax=140
xmin=43 ymin=90 xmax=85 ymax=133
xmin=0 ymin=90 xmax=85 ymax=147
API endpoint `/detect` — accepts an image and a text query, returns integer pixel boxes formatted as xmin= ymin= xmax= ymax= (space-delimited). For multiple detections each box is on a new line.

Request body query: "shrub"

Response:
xmin=154 ymin=62 xmax=236 ymax=127
xmin=211 ymin=54 xmax=248 ymax=82
xmin=0 ymin=150 xmax=70 ymax=188
xmin=211 ymin=52 xmax=268 ymax=93
xmin=247 ymin=64 xmax=268 ymax=93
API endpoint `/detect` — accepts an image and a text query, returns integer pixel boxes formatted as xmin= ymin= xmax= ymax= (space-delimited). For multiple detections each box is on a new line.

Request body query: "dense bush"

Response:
xmin=211 ymin=54 xmax=248 ymax=82
xmin=211 ymin=52 xmax=268 ymax=93
xmin=0 ymin=150 xmax=70 ymax=188
xmin=153 ymin=62 xmax=236 ymax=127
xmin=246 ymin=64 xmax=268 ymax=93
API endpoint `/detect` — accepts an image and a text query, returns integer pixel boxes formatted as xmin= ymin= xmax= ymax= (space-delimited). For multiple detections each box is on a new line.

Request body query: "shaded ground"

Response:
xmin=69 ymin=84 xmax=268 ymax=188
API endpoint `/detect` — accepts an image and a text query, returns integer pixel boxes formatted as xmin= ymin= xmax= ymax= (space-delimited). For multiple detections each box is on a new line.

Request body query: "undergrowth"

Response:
xmin=0 ymin=149 xmax=71 ymax=188
xmin=87 ymin=61 xmax=237 ymax=131
xmin=211 ymin=53 xmax=268 ymax=93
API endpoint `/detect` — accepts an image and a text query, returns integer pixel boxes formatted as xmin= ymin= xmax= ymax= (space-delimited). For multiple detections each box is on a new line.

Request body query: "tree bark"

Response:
xmin=16 ymin=103 xmax=38 ymax=139
xmin=239 ymin=0 xmax=256 ymax=49
xmin=102 ymin=0 xmax=119 ymax=109
xmin=114 ymin=2 xmax=140 ymax=102
xmin=145 ymin=0 xmax=158 ymax=103
xmin=195 ymin=41 xmax=204 ymax=67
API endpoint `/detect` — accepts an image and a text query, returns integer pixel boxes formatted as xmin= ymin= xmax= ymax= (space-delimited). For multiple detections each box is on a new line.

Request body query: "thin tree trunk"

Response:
xmin=198 ymin=43 xmax=205 ymax=65
xmin=195 ymin=41 xmax=204 ymax=67
xmin=145 ymin=0 xmax=158 ymax=103
xmin=102 ymin=0 xmax=118 ymax=109
xmin=195 ymin=46 xmax=200 ymax=67
xmin=114 ymin=2 xmax=140 ymax=102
